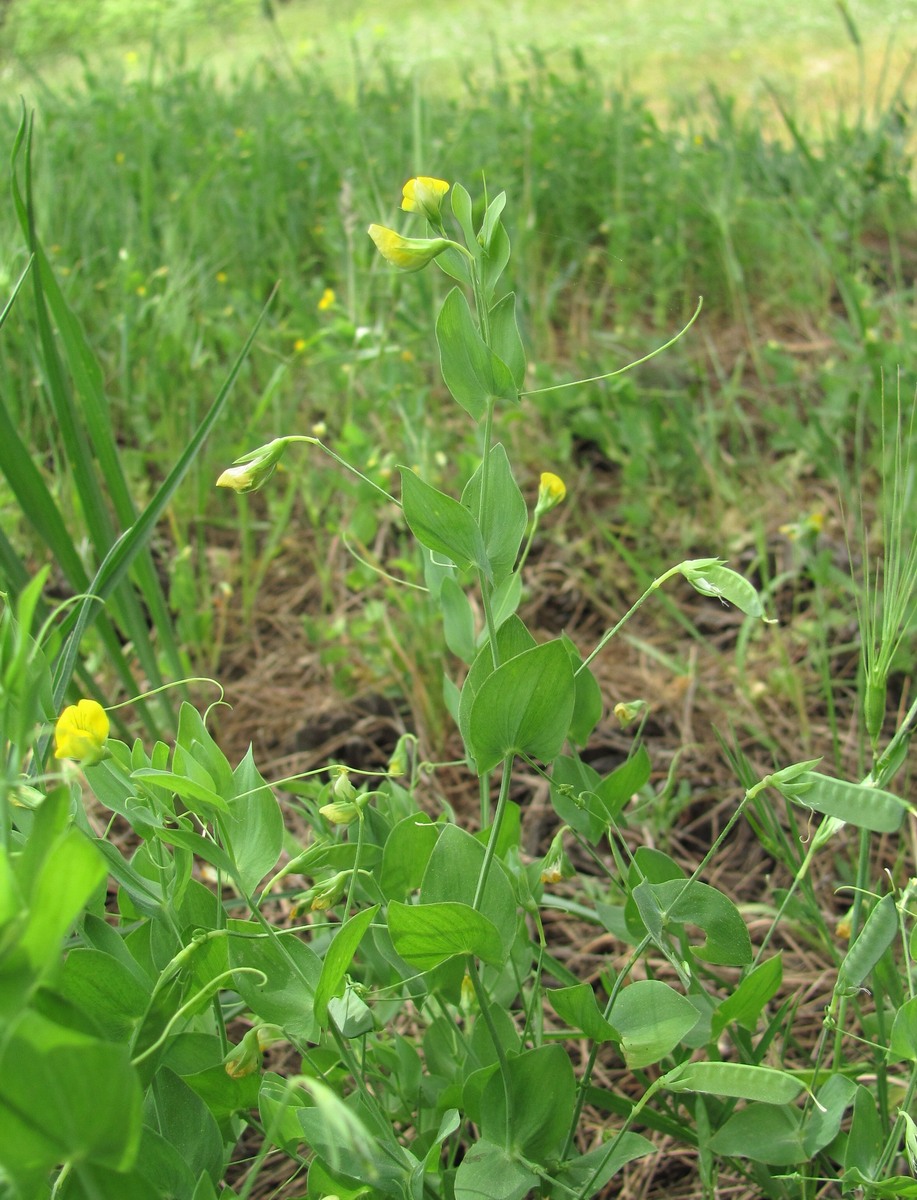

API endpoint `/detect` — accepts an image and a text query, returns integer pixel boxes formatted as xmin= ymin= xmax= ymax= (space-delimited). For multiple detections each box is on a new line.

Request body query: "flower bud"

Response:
xmin=310 ymin=871 xmax=350 ymax=911
xmin=54 ymin=699 xmax=110 ymax=766
xmin=539 ymin=826 xmax=574 ymax=885
xmin=223 ymin=1027 xmax=263 ymax=1079
xmin=534 ymin=471 xmax=566 ymax=516
xmin=216 ymin=437 xmax=290 ymax=494
xmin=401 ymin=176 xmax=450 ymax=224
xmin=367 ymin=224 xmax=453 ymax=273
xmin=613 ymin=699 xmax=648 ymax=727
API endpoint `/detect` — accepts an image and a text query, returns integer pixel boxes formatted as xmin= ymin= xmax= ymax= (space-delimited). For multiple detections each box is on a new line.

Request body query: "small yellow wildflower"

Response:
xmin=401 ymin=176 xmax=450 ymax=224
xmin=317 ymin=287 xmax=335 ymax=311
xmin=535 ymin=471 xmax=566 ymax=516
xmin=215 ymin=271 xmax=228 ymax=284
xmin=293 ymin=338 xmax=307 ymax=354
xmin=367 ymin=225 xmax=452 ymax=273
xmin=114 ymin=151 xmax=126 ymax=165
xmin=54 ymin=700 xmax=110 ymax=766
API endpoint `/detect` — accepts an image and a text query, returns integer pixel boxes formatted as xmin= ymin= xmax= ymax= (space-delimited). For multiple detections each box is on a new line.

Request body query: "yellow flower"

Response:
xmin=54 ymin=700 xmax=110 ymax=765
xmin=317 ymin=287 xmax=335 ymax=311
xmin=535 ymin=471 xmax=566 ymax=516
xmin=367 ymin=224 xmax=452 ymax=273
xmin=401 ymin=176 xmax=450 ymax=223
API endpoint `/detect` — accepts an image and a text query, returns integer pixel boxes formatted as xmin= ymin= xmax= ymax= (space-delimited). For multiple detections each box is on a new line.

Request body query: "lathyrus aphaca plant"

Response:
xmin=211 ymin=175 xmax=905 ymax=1199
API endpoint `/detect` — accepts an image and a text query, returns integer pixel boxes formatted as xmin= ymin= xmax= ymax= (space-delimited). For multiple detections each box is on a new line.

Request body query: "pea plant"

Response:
xmin=2 ymin=175 xmax=915 ymax=1200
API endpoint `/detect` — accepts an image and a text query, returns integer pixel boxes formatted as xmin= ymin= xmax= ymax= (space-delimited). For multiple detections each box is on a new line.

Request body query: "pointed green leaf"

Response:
xmin=388 ymin=901 xmax=505 ymax=969
xmin=610 ymin=980 xmax=697 ymax=1068
xmin=436 ymin=288 xmax=516 ymax=420
xmin=314 ymin=905 xmax=379 ymax=1028
xmin=488 ymin=292 xmax=525 ymax=389
xmin=468 ymin=638 xmax=575 ymax=772
xmin=461 ymin=443 xmax=527 ymax=584
xmin=399 ymin=467 xmax=490 ymax=578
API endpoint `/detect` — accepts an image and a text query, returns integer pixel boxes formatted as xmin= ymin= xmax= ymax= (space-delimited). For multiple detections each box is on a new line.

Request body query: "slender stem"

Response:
xmin=473 ymin=754 xmax=512 ymax=912
xmin=521 ymin=297 xmax=702 ymax=398
xmin=561 ymin=936 xmax=651 ymax=1163
xmin=577 ymin=566 xmax=681 ymax=675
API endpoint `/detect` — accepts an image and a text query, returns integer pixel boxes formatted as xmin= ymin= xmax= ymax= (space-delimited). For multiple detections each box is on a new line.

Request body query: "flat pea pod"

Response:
xmin=837 ymin=893 xmax=898 ymax=993
xmin=780 ymin=772 xmax=906 ymax=834
xmin=664 ymin=1061 xmax=804 ymax=1104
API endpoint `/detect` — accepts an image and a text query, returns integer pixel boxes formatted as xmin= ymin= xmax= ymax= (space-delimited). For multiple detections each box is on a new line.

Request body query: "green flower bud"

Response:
xmin=216 ymin=437 xmax=292 ymax=494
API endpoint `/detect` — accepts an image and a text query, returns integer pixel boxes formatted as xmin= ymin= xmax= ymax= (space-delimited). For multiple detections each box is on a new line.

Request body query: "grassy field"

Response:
xmin=1 ymin=2 xmax=916 ymax=1197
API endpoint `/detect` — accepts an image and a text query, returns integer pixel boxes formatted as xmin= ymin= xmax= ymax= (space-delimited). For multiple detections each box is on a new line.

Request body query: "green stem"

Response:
xmin=577 ymin=566 xmax=682 ymax=675
xmin=561 ymin=936 xmax=650 ymax=1163
xmin=521 ymin=297 xmax=702 ymax=398
xmin=473 ymin=754 xmax=512 ymax=912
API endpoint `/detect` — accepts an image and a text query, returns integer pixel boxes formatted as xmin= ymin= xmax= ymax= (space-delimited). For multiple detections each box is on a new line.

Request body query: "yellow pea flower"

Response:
xmin=535 ymin=471 xmax=566 ymax=516
xmin=317 ymin=287 xmax=335 ymax=311
xmin=401 ymin=176 xmax=450 ymax=223
xmin=54 ymin=699 xmax=110 ymax=765
xmin=367 ymin=224 xmax=452 ymax=273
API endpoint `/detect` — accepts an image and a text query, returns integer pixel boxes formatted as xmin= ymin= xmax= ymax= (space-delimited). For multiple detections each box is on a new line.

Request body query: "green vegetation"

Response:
xmin=0 ymin=2 xmax=916 ymax=1198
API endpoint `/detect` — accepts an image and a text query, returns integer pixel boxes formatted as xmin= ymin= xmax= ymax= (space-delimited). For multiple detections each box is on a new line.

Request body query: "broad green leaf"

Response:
xmin=56 ymin=948 xmax=150 ymax=1042
xmin=479 ymin=191 xmax=507 ymax=250
xmin=458 ymin=615 xmax=536 ymax=760
xmin=845 ymin=1084 xmax=884 ymax=1178
xmin=596 ymin=745 xmax=651 ymax=818
xmin=436 ymin=288 xmax=516 ymax=420
xmin=709 ymin=1103 xmax=805 ymax=1165
xmin=665 ymin=1061 xmax=805 ymax=1104
xmin=461 ymin=443 xmax=527 ymax=584
xmin=221 ymin=749 xmax=284 ymax=894
xmin=563 ymin=635 xmax=603 ymax=746
xmin=16 ymin=826 xmax=106 ymax=981
xmin=314 ymin=905 xmax=379 ymax=1028
xmin=175 ymin=703 xmax=233 ymax=795
xmin=131 ymin=768 xmax=229 ymax=815
xmin=420 ymin=824 xmax=516 ymax=943
xmin=308 ymin=1158 xmax=373 ymax=1200
xmin=327 ymin=987 xmax=375 ymax=1037
xmin=488 ymin=292 xmax=525 ymax=389
xmin=450 ymin=182 xmax=478 ymax=252
xmin=550 ymin=754 xmax=609 ymax=843
xmin=481 ymin=221 xmax=512 ymax=303
xmin=890 ymin=995 xmax=917 ymax=1061
xmin=454 ymin=1139 xmax=538 ymax=1200
xmin=399 ymin=467 xmax=490 ymax=577
xmin=380 ymin=812 xmax=441 ymax=900
xmin=480 ymin=1045 xmax=575 ymax=1161
xmin=804 ymin=1074 xmax=857 ymax=1157
xmin=440 ymin=576 xmax=476 ymax=663
xmin=610 ymin=980 xmax=697 ymax=1068
xmin=388 ymin=900 xmax=505 ymax=969
xmin=151 ymin=1068 xmax=224 ymax=1186
xmin=0 ymin=1010 xmax=142 ymax=1178
xmin=228 ymin=927 xmax=321 ymax=1043
xmin=549 ymin=983 xmax=619 ymax=1043
xmin=635 ymin=879 xmax=753 ymax=966
xmin=468 ymin=638 xmax=575 ymax=772
xmin=553 ymin=1133 xmax=656 ymax=1194
xmin=712 ymin=954 xmax=783 ymax=1037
